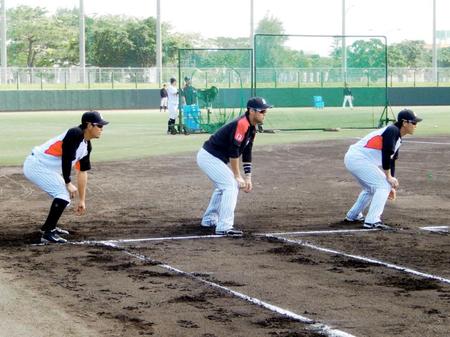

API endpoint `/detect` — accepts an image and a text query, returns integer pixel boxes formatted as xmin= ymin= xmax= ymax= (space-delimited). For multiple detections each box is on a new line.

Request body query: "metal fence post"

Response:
xmin=111 ymin=71 xmax=114 ymax=89
xmin=135 ymin=72 xmax=138 ymax=89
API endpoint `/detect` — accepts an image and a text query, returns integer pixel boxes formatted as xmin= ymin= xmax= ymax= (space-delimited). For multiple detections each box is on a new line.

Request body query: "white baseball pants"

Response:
xmin=342 ymin=95 xmax=353 ymax=108
xmin=23 ymin=154 xmax=71 ymax=203
xmin=168 ymin=103 xmax=178 ymax=120
xmin=344 ymin=150 xmax=391 ymax=224
xmin=197 ymin=148 xmax=239 ymax=232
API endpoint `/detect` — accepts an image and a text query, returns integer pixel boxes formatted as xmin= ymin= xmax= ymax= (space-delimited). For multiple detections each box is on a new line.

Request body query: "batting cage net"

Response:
xmin=253 ymin=34 xmax=390 ymax=131
xmin=177 ymin=48 xmax=253 ymax=133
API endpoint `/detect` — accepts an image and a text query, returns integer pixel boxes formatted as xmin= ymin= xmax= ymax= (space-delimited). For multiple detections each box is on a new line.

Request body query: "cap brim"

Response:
xmin=414 ymin=117 xmax=423 ymax=122
xmin=98 ymin=120 xmax=109 ymax=125
xmin=256 ymin=104 xmax=273 ymax=111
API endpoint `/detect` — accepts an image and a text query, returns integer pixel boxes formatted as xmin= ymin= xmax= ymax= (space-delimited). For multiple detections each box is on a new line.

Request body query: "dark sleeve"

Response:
xmin=381 ymin=126 xmax=399 ymax=171
xmin=61 ymin=128 xmax=83 ymax=183
xmin=78 ymin=141 xmax=92 ymax=171
xmin=230 ymin=123 xmax=241 ymax=159
xmin=390 ymin=150 xmax=399 ymax=177
xmin=242 ymin=139 xmax=253 ymax=163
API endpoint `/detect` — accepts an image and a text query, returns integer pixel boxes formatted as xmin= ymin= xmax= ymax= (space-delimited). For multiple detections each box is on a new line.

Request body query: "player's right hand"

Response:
xmin=66 ymin=182 xmax=78 ymax=199
xmin=235 ymin=176 xmax=246 ymax=190
xmin=387 ymin=177 xmax=399 ymax=189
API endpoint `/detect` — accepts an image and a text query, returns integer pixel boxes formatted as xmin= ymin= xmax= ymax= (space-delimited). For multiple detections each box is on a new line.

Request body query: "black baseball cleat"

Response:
xmin=41 ymin=230 xmax=68 ymax=244
xmin=39 ymin=226 xmax=69 ymax=235
xmin=363 ymin=222 xmax=392 ymax=230
xmin=215 ymin=228 xmax=243 ymax=237
xmin=54 ymin=226 xmax=70 ymax=235
xmin=344 ymin=214 xmax=365 ymax=223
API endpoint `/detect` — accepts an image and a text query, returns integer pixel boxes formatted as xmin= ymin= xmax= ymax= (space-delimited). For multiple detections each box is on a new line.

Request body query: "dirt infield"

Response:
xmin=0 ymin=137 xmax=449 ymax=336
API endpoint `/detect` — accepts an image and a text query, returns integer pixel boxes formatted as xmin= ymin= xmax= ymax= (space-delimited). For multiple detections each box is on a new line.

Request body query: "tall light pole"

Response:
xmin=156 ymin=0 xmax=162 ymax=86
xmin=79 ymin=0 xmax=86 ymax=83
xmin=1 ymin=0 xmax=6 ymax=84
xmin=432 ymin=0 xmax=437 ymax=83
xmin=342 ymin=0 xmax=347 ymax=84
xmin=250 ymin=0 xmax=254 ymax=49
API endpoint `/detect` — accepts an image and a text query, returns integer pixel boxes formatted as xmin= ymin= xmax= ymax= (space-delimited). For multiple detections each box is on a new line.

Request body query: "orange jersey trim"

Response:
xmin=44 ymin=140 xmax=63 ymax=157
xmin=364 ymin=135 xmax=383 ymax=150
xmin=234 ymin=117 xmax=250 ymax=143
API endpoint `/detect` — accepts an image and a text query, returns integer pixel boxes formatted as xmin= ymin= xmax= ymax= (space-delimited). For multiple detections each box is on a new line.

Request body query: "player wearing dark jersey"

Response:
xmin=197 ymin=97 xmax=272 ymax=236
xmin=344 ymin=109 xmax=422 ymax=229
xmin=23 ymin=111 xmax=109 ymax=243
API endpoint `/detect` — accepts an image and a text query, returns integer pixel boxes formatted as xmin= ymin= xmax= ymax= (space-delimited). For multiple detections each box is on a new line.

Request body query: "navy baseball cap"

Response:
xmin=247 ymin=97 xmax=273 ymax=111
xmin=397 ymin=109 xmax=422 ymax=123
xmin=82 ymin=111 xmax=109 ymax=126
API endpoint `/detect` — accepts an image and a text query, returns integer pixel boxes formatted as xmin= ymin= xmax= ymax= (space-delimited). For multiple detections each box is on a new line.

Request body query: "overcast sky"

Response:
xmin=11 ymin=0 xmax=450 ymax=44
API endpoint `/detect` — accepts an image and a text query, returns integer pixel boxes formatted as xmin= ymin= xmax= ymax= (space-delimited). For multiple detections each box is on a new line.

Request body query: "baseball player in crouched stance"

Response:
xmin=344 ymin=109 xmax=422 ymax=229
xmin=23 ymin=111 xmax=109 ymax=243
xmin=197 ymin=97 xmax=272 ymax=236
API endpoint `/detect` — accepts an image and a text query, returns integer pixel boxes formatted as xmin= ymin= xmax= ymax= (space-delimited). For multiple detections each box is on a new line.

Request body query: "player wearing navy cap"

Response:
xmin=23 ymin=111 xmax=109 ymax=243
xmin=197 ymin=97 xmax=272 ymax=236
xmin=344 ymin=109 xmax=422 ymax=229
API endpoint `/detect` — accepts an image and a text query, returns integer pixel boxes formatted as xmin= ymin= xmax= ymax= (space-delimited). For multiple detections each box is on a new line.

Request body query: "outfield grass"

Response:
xmin=1 ymin=106 xmax=449 ymax=166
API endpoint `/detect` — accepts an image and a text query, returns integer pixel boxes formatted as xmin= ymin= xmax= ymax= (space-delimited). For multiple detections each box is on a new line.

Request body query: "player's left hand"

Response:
xmin=243 ymin=177 xmax=252 ymax=193
xmin=75 ymin=201 xmax=86 ymax=215
xmin=388 ymin=188 xmax=396 ymax=201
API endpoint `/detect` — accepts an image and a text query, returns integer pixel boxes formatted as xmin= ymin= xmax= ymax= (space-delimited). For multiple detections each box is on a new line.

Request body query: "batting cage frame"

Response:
xmin=176 ymin=48 xmax=253 ymax=134
xmin=253 ymin=34 xmax=393 ymax=131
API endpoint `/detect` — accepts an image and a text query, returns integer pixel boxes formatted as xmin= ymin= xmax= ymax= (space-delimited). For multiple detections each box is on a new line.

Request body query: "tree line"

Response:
xmin=7 ymin=6 xmax=450 ymax=69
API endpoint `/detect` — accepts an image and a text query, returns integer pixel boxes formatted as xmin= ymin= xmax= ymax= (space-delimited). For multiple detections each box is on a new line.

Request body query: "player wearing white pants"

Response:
xmin=344 ymin=109 xmax=422 ymax=229
xmin=23 ymin=111 xmax=109 ymax=243
xmin=197 ymin=97 xmax=272 ymax=236
xmin=167 ymin=78 xmax=179 ymax=134
xmin=342 ymin=85 xmax=353 ymax=108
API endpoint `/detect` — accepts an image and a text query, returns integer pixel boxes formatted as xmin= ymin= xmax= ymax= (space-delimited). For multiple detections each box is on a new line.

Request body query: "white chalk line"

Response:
xmin=419 ymin=226 xmax=449 ymax=233
xmin=76 ymin=234 xmax=225 ymax=245
xmin=403 ymin=140 xmax=450 ymax=146
xmin=259 ymin=228 xmax=379 ymax=237
xmin=77 ymin=229 xmax=378 ymax=246
xmin=95 ymin=241 xmax=355 ymax=337
xmin=267 ymin=235 xmax=450 ymax=285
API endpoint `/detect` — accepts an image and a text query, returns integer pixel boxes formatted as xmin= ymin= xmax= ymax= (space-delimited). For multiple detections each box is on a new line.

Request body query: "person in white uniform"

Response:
xmin=197 ymin=97 xmax=272 ymax=236
xmin=167 ymin=77 xmax=179 ymax=134
xmin=344 ymin=109 xmax=422 ymax=229
xmin=23 ymin=111 xmax=109 ymax=243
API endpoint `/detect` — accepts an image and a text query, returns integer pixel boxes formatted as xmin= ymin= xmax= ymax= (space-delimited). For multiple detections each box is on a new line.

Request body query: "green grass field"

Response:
xmin=1 ymin=106 xmax=449 ymax=166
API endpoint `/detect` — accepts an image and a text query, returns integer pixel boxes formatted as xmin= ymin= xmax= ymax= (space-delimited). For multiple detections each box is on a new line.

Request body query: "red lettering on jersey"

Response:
xmin=44 ymin=140 xmax=63 ymax=157
xmin=364 ymin=135 xmax=383 ymax=150
xmin=74 ymin=161 xmax=81 ymax=171
xmin=234 ymin=117 xmax=250 ymax=143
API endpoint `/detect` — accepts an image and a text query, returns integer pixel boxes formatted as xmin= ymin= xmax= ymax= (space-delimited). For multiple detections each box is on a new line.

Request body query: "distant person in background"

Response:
xmin=167 ymin=77 xmax=179 ymax=134
xmin=23 ymin=111 xmax=109 ymax=243
xmin=342 ymin=83 xmax=354 ymax=109
xmin=181 ymin=76 xmax=198 ymax=106
xmin=160 ymin=83 xmax=168 ymax=112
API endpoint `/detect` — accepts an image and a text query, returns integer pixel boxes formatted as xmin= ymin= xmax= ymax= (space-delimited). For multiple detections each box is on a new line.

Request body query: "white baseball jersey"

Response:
xmin=347 ymin=126 xmax=401 ymax=168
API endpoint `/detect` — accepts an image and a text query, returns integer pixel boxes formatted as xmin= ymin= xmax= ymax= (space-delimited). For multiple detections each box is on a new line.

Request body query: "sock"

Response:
xmin=41 ymin=198 xmax=69 ymax=232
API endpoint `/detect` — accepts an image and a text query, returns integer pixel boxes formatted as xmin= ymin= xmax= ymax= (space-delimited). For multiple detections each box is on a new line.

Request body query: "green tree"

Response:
xmin=438 ymin=47 xmax=450 ymax=67
xmin=8 ymin=6 xmax=77 ymax=67
xmin=254 ymin=14 xmax=287 ymax=68
xmin=388 ymin=40 xmax=430 ymax=68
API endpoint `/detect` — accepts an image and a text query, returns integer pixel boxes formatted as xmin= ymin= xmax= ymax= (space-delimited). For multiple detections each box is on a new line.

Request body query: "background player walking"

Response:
xmin=23 ymin=111 xmax=109 ymax=243
xmin=197 ymin=97 xmax=272 ymax=236
xmin=344 ymin=109 xmax=422 ymax=229
xmin=167 ymin=77 xmax=179 ymax=134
